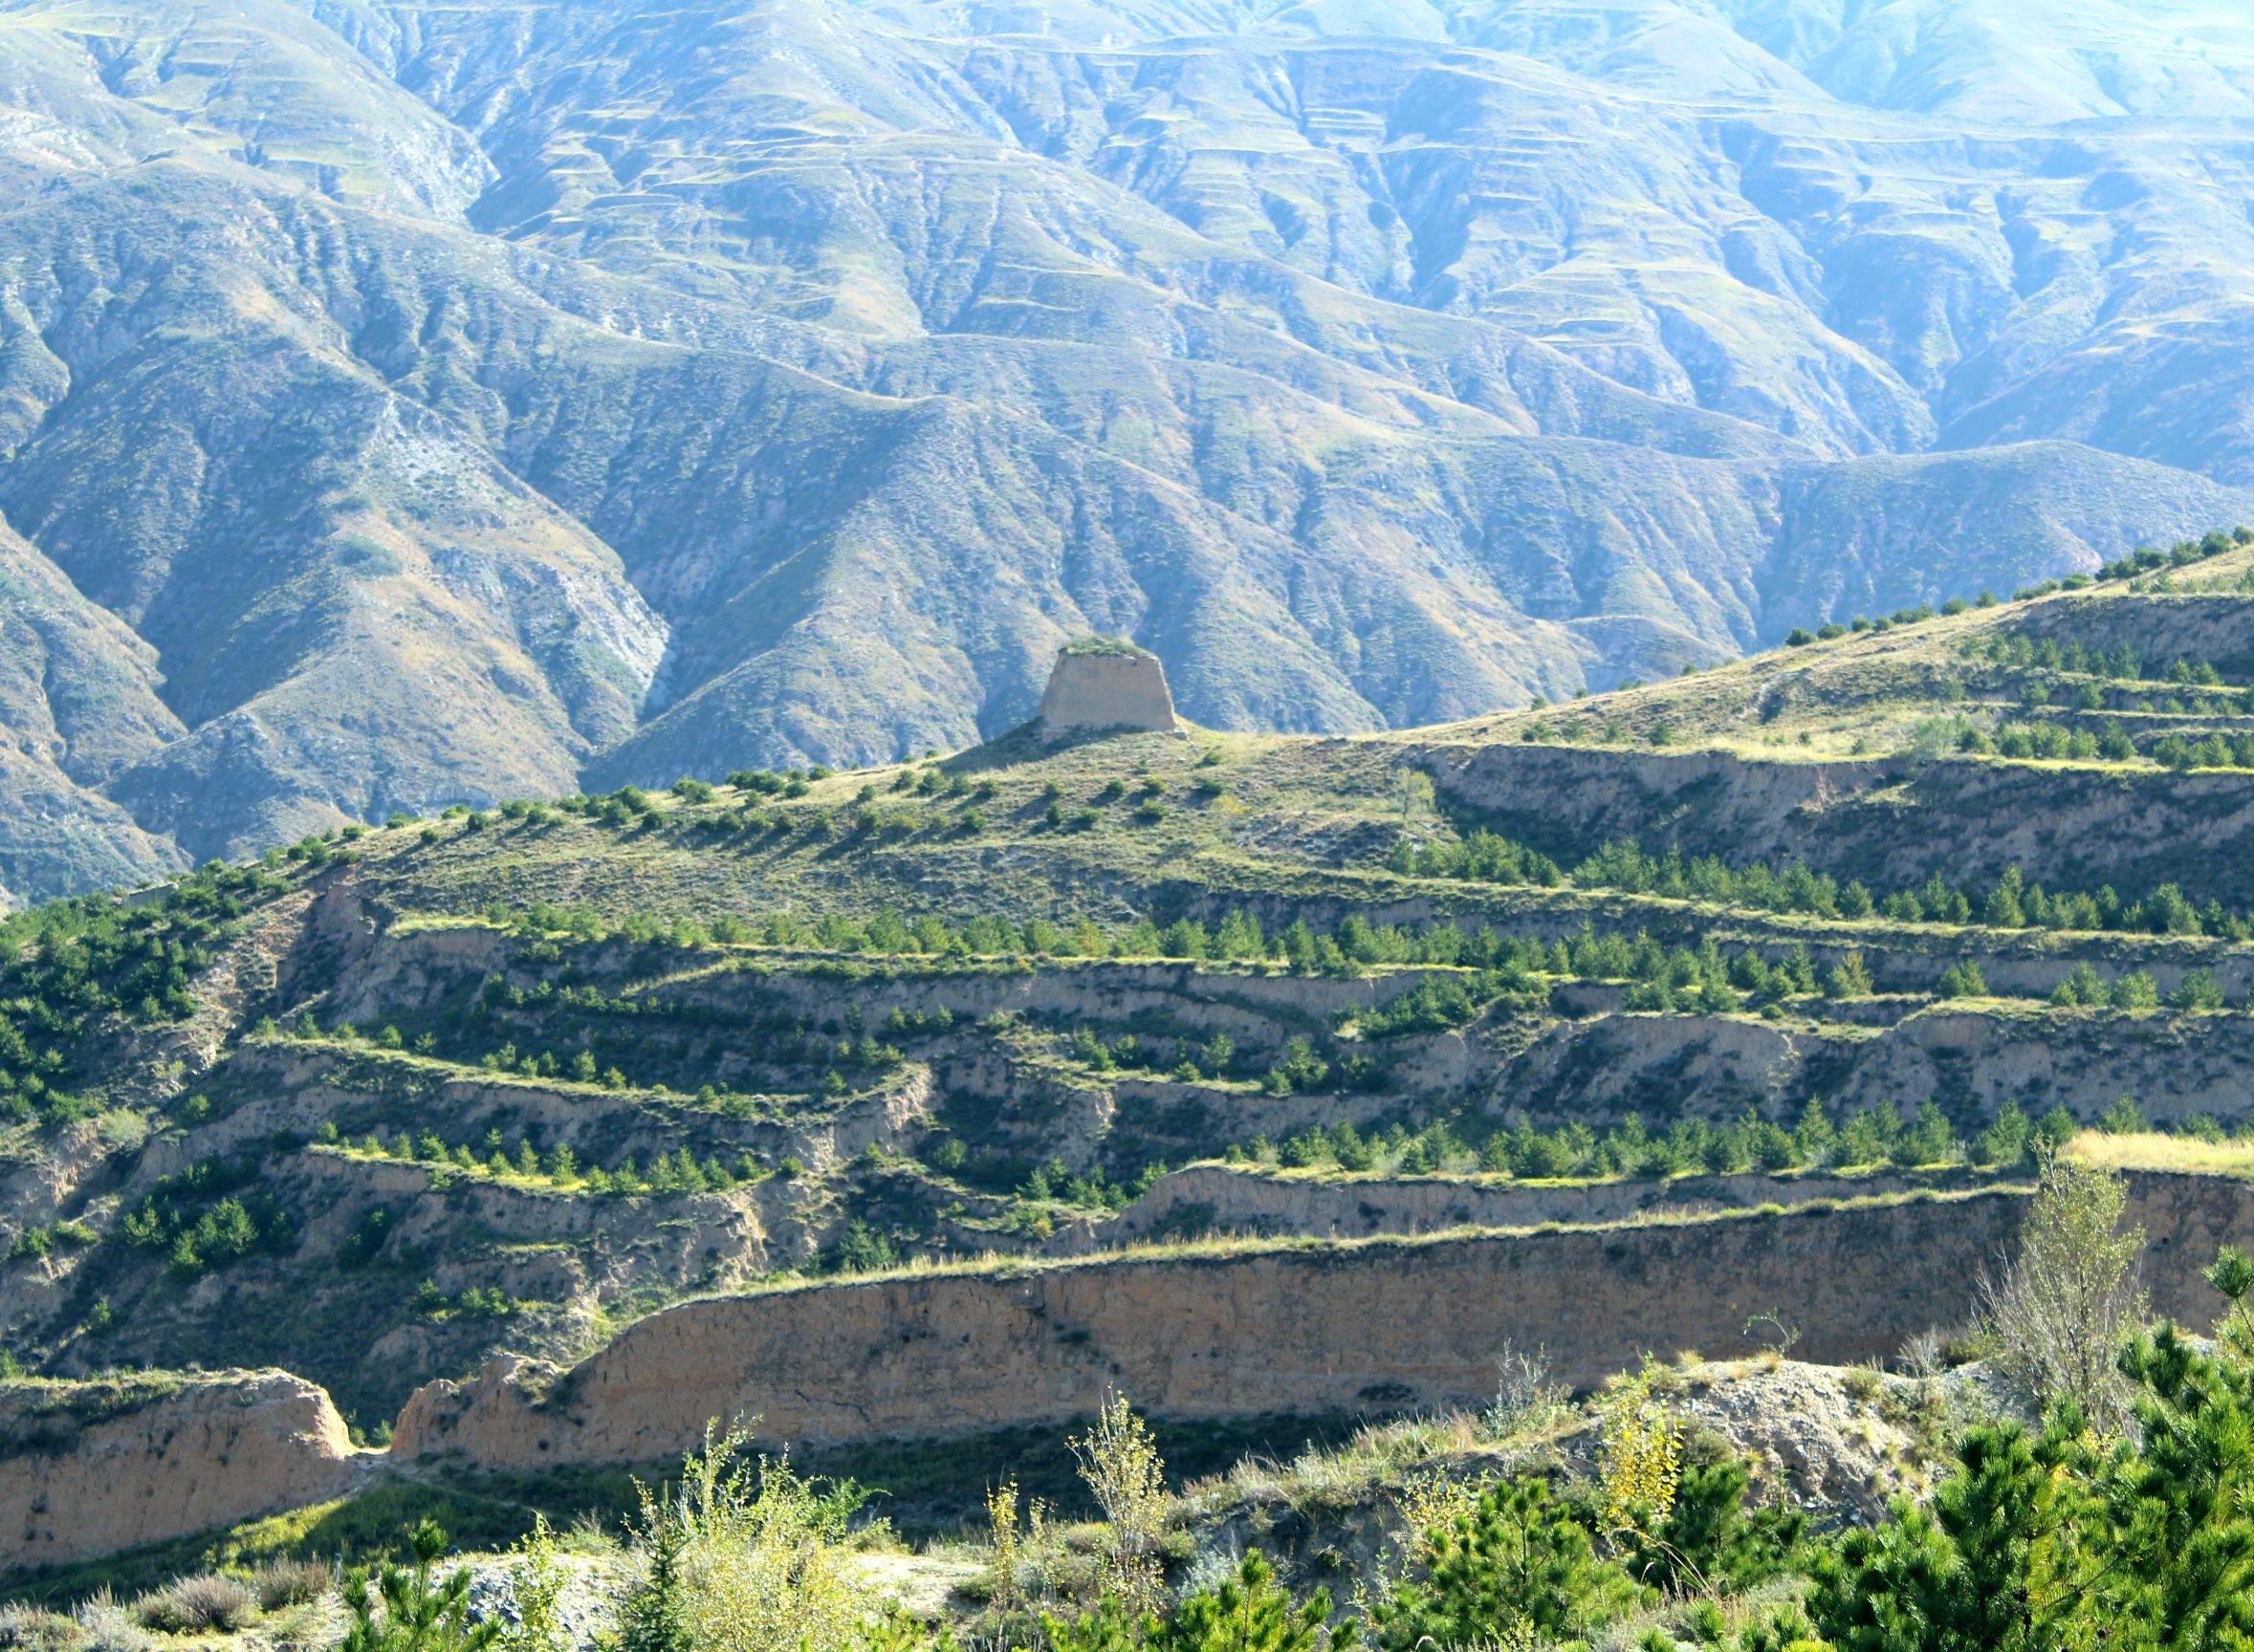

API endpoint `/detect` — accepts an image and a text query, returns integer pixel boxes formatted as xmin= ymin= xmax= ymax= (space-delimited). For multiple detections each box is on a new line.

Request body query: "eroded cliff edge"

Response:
xmin=390 ymin=1173 xmax=2253 ymax=1470
xmin=1 ymin=1369 xmax=365 ymax=1573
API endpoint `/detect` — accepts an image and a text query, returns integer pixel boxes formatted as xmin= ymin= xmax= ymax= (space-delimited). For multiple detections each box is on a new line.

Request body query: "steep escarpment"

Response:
xmin=0 ymin=1370 xmax=364 ymax=1575
xmin=389 ymin=1173 xmax=2254 ymax=1469
xmin=4 ymin=1169 xmax=2242 ymax=1578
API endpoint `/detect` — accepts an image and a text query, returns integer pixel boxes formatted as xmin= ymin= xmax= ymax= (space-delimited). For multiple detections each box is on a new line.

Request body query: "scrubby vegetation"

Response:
xmin=0 ymin=861 xmax=292 ymax=1125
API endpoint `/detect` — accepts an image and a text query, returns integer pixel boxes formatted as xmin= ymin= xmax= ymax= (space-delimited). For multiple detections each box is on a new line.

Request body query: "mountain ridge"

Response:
xmin=0 ymin=0 xmax=2246 ymax=903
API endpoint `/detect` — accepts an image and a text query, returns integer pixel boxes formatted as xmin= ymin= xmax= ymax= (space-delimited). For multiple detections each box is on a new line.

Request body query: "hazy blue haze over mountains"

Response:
xmin=0 ymin=0 xmax=2246 ymax=902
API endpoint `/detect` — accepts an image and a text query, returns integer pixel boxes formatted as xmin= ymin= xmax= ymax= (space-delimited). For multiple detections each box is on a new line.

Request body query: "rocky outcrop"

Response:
xmin=1038 ymin=642 xmax=1179 ymax=735
xmin=0 ymin=1369 xmax=364 ymax=1577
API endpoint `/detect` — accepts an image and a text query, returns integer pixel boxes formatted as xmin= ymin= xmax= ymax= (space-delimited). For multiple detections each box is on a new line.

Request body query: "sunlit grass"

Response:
xmin=2068 ymin=1129 xmax=2254 ymax=1178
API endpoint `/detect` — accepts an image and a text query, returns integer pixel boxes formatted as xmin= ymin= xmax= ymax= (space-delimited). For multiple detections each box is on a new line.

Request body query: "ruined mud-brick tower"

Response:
xmin=1037 ymin=637 xmax=1180 ymax=736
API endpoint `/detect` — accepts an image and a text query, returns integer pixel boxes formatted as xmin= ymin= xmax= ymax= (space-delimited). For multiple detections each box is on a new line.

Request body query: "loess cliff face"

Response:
xmin=0 ymin=1370 xmax=364 ymax=1575
xmin=389 ymin=1172 xmax=2253 ymax=1471
xmin=1426 ymin=742 xmax=2254 ymax=909
xmin=7 ymin=1172 xmax=2249 ymax=1575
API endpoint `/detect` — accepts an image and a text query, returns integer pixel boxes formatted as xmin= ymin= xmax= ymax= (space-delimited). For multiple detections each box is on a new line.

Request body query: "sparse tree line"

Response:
xmin=1227 ymin=1096 xmax=2021 ymax=1181
xmin=1221 ymin=1089 xmax=2233 ymax=1185
xmin=1779 ymin=527 xmax=2251 ymax=651
xmin=1959 ymin=630 xmax=2243 ymax=688
xmin=459 ymin=763 xmax=1211 ymax=847
xmin=260 ymin=975 xmax=917 ymax=1109
xmin=491 ymin=888 xmax=2254 ymax=1011
xmin=289 ymin=918 xmax=2243 ymax=1144
xmin=1392 ymin=827 xmax=2254 ymax=941
xmin=317 ymin=1120 xmax=773 ymax=1201
xmin=1934 ymin=714 xmax=2254 ymax=770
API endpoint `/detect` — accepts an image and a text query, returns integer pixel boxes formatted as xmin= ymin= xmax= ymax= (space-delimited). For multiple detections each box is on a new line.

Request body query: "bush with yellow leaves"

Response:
xmin=617 ymin=1422 xmax=884 ymax=1652
xmin=1596 ymin=1359 xmax=1684 ymax=1543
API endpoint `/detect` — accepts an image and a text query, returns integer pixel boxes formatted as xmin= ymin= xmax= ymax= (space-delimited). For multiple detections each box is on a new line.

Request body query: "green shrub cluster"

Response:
xmin=412 ymin=1280 xmax=533 ymax=1322
xmin=1354 ymin=971 xmax=1535 ymax=1036
xmin=1975 ymin=719 xmax=2134 ymax=761
xmin=119 ymin=1157 xmax=294 ymax=1275
xmin=2154 ymin=730 xmax=2254 ymax=771
xmin=1017 ymin=1159 xmax=1167 ymax=1212
xmin=1960 ymin=630 xmax=2237 ymax=686
xmin=1948 ymin=718 xmax=2254 ymax=770
xmin=0 ymin=861 xmax=291 ymax=1125
xmin=3 ymin=1219 xmax=95 ymax=1265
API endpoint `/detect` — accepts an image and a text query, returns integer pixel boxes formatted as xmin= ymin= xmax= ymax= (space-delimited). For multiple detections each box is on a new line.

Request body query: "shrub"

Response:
xmin=1892 ymin=1099 xmax=1959 ymax=1167
xmin=1823 ymin=951 xmax=1873 ymax=999
xmin=2096 ymin=1095 xmax=2149 ymax=1134
xmin=1812 ymin=1331 xmax=2254 ymax=1646
xmin=1979 ymin=1152 xmax=2145 ymax=1427
xmin=1370 ymin=1479 xmax=1637 ymax=1648
xmin=620 ymin=1424 xmax=872 ymax=1652
xmin=252 ymin=1556 xmax=334 ymax=1610
xmin=70 ymin=1591 xmax=147 ymax=1652
xmin=2110 ymin=970 xmax=2160 ymax=1011
xmin=1631 ymin=1446 xmax=1804 ymax=1594
xmin=1597 ymin=1361 xmax=1683 ymax=1538
xmin=1935 ymin=960 xmax=1986 ymax=999
xmin=2171 ymin=968 xmax=2225 ymax=1011
xmin=0 ymin=1605 xmax=88 ymax=1652
xmin=1972 ymin=1099 xmax=2031 ymax=1167
xmin=1810 ymin=1419 xmax=2086 ymax=1647
xmin=500 ymin=1516 xmax=568 ymax=1652
xmin=1072 ymin=1393 xmax=1171 ymax=1612
xmin=1479 ymin=1342 xmax=1567 ymax=1441
xmin=2052 ymin=960 xmax=2106 ymax=1006
xmin=339 ymin=1522 xmax=496 ymax=1652
xmin=135 ymin=1575 xmax=256 ymax=1634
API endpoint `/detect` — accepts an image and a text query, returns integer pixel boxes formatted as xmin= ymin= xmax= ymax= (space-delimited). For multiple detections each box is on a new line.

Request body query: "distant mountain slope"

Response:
xmin=0 ymin=0 xmax=2246 ymax=902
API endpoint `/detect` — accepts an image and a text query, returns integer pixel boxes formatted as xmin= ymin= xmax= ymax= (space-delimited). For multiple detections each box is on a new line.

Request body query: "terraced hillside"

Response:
xmin=1 ymin=529 xmax=2253 ymax=1581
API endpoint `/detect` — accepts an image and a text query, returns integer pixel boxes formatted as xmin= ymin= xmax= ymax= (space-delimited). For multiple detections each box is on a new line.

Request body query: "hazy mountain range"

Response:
xmin=0 ymin=0 xmax=2248 ymax=903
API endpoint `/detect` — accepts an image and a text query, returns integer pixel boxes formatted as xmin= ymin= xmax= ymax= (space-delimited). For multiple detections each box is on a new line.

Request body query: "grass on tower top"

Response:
xmin=1061 ymin=637 xmax=1153 ymax=659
